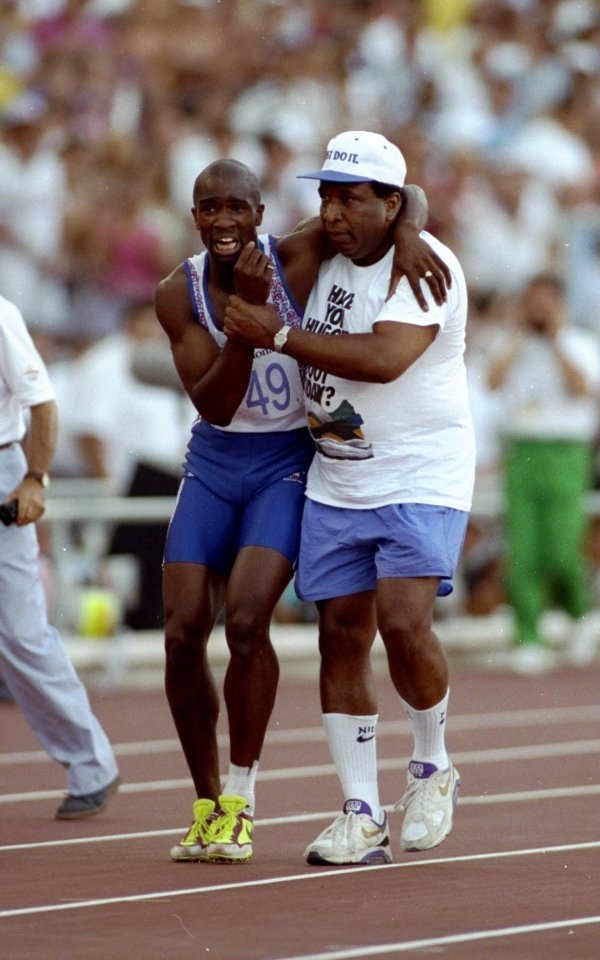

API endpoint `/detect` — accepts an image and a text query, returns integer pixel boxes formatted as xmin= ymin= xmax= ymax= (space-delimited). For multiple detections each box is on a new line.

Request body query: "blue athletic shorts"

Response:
xmin=163 ymin=422 xmax=314 ymax=575
xmin=295 ymin=500 xmax=469 ymax=601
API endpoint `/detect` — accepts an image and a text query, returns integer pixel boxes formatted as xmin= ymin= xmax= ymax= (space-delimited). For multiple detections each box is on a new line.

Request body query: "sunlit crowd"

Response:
xmin=2 ymin=0 xmax=600 ymax=629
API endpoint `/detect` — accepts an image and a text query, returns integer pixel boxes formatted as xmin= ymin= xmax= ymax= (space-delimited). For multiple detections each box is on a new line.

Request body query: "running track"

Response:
xmin=1 ymin=653 xmax=599 ymax=960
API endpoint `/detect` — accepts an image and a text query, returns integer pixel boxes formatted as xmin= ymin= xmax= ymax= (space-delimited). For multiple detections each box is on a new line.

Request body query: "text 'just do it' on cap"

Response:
xmin=297 ymin=131 xmax=407 ymax=188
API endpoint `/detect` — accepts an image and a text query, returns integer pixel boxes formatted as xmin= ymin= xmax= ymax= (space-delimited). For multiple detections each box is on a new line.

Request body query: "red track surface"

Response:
xmin=1 ymin=656 xmax=599 ymax=960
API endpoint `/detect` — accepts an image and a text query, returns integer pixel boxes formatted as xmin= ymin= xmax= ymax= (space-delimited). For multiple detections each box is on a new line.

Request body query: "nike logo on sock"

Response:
xmin=357 ymin=725 xmax=376 ymax=743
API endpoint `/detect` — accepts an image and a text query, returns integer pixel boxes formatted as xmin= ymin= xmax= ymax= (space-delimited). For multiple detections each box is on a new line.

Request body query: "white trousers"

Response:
xmin=0 ymin=443 xmax=118 ymax=796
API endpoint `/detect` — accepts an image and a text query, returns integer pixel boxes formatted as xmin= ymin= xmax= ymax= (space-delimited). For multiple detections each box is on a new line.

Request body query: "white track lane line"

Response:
xmin=2 ymin=783 xmax=600 ymax=853
xmin=2 ymin=737 xmax=600 ymax=805
xmin=3 ymin=703 xmax=600 ymax=766
xmin=1 ymin=839 xmax=599 ymax=919
xmin=266 ymin=915 xmax=600 ymax=960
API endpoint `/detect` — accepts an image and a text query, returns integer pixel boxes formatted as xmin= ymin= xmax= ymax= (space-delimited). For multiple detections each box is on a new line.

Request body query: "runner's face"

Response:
xmin=317 ymin=181 xmax=400 ymax=265
xmin=192 ymin=169 xmax=264 ymax=262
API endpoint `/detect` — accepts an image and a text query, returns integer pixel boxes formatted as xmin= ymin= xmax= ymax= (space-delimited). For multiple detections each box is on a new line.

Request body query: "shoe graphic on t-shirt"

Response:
xmin=307 ymin=399 xmax=373 ymax=461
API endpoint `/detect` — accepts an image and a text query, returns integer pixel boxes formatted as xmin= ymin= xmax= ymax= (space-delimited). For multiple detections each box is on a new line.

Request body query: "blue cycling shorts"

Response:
xmin=295 ymin=499 xmax=469 ymax=601
xmin=163 ymin=422 xmax=314 ymax=575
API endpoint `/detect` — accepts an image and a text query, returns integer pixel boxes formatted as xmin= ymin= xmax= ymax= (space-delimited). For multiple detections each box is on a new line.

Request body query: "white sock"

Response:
xmin=401 ymin=690 xmax=450 ymax=773
xmin=323 ymin=713 xmax=383 ymax=821
xmin=222 ymin=761 xmax=259 ymax=814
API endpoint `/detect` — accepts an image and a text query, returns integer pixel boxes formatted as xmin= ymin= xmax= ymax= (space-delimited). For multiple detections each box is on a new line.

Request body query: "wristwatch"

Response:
xmin=25 ymin=470 xmax=50 ymax=488
xmin=273 ymin=325 xmax=291 ymax=353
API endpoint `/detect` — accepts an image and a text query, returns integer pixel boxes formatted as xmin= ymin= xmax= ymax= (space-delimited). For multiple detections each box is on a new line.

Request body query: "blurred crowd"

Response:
xmin=2 ymin=0 xmax=600 ymax=634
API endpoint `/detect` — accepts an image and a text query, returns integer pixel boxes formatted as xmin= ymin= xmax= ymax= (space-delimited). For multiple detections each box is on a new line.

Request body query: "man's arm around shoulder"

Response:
xmin=224 ymin=296 xmax=438 ymax=384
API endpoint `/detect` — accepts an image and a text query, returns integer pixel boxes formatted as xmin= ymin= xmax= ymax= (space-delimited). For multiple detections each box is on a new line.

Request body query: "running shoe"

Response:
xmin=395 ymin=761 xmax=460 ymax=851
xmin=510 ymin=642 xmax=556 ymax=676
xmin=206 ymin=794 xmax=253 ymax=863
xmin=565 ymin=617 xmax=599 ymax=667
xmin=307 ymin=399 xmax=373 ymax=461
xmin=304 ymin=799 xmax=392 ymax=866
xmin=55 ymin=773 xmax=121 ymax=820
xmin=170 ymin=798 xmax=216 ymax=862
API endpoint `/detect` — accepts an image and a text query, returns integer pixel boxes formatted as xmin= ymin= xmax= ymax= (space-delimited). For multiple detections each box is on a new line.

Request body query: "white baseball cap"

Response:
xmin=298 ymin=130 xmax=406 ymax=188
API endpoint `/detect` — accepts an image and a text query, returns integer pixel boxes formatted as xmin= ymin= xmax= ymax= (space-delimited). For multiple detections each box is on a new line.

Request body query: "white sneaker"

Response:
xmin=510 ymin=643 xmax=556 ymax=676
xmin=304 ymin=799 xmax=392 ymax=866
xmin=564 ymin=617 xmax=598 ymax=667
xmin=396 ymin=762 xmax=460 ymax=852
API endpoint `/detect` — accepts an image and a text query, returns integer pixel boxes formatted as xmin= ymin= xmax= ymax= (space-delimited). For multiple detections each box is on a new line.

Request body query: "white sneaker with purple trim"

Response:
xmin=396 ymin=761 xmax=460 ymax=852
xmin=304 ymin=799 xmax=392 ymax=866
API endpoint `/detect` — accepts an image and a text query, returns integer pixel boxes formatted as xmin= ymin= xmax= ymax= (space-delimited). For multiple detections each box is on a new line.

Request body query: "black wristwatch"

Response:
xmin=25 ymin=470 xmax=50 ymax=488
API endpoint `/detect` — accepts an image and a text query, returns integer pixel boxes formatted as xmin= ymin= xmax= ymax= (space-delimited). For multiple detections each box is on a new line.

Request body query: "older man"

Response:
xmin=224 ymin=131 xmax=475 ymax=865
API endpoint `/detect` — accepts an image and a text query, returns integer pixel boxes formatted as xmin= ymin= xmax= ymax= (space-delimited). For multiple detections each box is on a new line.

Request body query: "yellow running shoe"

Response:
xmin=206 ymin=794 xmax=253 ymax=863
xmin=170 ymin=798 xmax=216 ymax=862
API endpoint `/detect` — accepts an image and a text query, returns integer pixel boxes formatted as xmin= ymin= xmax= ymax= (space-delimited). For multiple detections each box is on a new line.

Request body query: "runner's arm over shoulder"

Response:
xmin=275 ymin=185 xmax=451 ymax=314
xmin=388 ymin=186 xmax=451 ymax=307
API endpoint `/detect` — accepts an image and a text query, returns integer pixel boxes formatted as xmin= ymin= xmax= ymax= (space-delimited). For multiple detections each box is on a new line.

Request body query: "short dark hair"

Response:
xmin=372 ymin=182 xmax=404 ymax=199
xmin=193 ymin=159 xmax=261 ymax=207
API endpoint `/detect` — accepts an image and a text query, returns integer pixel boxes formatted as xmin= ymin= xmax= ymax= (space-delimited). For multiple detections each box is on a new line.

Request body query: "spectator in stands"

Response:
xmin=0 ymin=91 xmax=70 ymax=334
xmin=2 ymin=0 xmax=599 ymax=644
xmin=66 ymin=299 xmax=192 ymax=629
xmin=452 ymin=151 xmax=561 ymax=301
xmin=64 ymin=139 xmax=184 ymax=340
xmin=487 ymin=273 xmax=600 ymax=673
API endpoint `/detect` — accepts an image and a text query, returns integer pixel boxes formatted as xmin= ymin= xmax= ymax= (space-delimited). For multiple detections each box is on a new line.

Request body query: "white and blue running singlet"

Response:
xmin=184 ymin=234 xmax=306 ymax=433
xmin=164 ymin=235 xmax=315 ymax=574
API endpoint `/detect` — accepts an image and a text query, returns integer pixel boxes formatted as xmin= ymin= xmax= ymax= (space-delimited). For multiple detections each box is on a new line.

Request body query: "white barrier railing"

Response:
xmin=38 ymin=479 xmax=600 ymax=684
xmin=42 ymin=481 xmax=175 ymax=627
xmin=45 ymin=494 xmax=175 ymax=523
xmin=41 ymin=479 xmax=600 ymax=632
xmin=44 ymin=483 xmax=600 ymax=524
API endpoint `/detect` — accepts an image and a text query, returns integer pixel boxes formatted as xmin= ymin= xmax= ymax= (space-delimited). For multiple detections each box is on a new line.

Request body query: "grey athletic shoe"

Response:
xmin=55 ymin=773 xmax=121 ymax=820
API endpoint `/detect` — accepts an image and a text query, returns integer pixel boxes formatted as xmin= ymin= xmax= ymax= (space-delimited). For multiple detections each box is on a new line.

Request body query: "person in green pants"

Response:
xmin=487 ymin=274 xmax=600 ymax=674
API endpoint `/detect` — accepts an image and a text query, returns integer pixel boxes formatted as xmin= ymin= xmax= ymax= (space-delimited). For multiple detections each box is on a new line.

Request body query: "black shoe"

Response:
xmin=55 ymin=774 xmax=121 ymax=820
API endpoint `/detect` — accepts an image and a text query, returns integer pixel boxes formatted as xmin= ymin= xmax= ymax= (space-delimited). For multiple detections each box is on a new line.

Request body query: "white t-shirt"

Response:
xmin=490 ymin=327 xmax=600 ymax=441
xmin=0 ymin=296 xmax=55 ymax=444
xmin=302 ymin=231 xmax=476 ymax=511
xmin=0 ymin=144 xmax=70 ymax=331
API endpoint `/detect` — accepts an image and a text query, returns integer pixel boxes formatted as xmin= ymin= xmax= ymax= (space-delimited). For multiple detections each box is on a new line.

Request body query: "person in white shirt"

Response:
xmin=0 ymin=295 xmax=120 ymax=819
xmin=224 ymin=130 xmax=476 ymax=866
xmin=0 ymin=92 xmax=70 ymax=334
xmin=66 ymin=299 xmax=193 ymax=629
